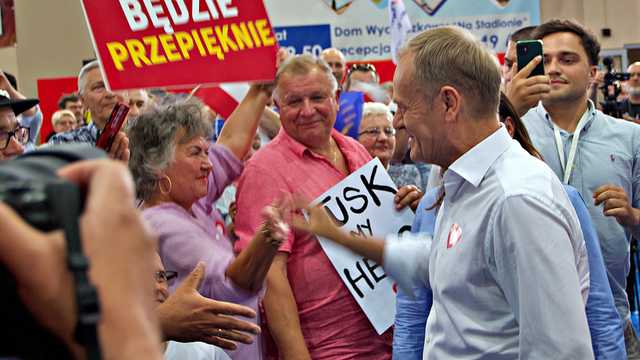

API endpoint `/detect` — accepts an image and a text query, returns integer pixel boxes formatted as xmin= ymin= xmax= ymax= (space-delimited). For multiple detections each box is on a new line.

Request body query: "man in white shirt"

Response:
xmin=292 ymin=25 xmax=594 ymax=360
xmin=391 ymin=26 xmax=593 ymax=359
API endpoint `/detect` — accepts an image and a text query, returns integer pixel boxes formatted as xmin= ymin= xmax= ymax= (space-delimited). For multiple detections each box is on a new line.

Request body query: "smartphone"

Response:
xmin=517 ymin=40 xmax=545 ymax=77
xmin=96 ymin=103 xmax=129 ymax=152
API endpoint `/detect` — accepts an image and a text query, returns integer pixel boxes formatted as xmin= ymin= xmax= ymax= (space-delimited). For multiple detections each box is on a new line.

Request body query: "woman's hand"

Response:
xmin=260 ymin=201 xmax=290 ymax=247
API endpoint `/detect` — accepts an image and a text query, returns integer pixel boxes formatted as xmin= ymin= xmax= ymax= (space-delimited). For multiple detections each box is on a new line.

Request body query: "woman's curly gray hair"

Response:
xmin=128 ymin=95 xmax=213 ymax=201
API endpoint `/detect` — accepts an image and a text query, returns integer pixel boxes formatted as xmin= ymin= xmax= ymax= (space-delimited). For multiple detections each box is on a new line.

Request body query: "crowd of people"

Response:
xmin=2 ymin=16 xmax=640 ymax=360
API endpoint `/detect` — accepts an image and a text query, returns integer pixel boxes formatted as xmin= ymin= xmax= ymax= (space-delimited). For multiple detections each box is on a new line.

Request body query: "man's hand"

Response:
xmin=594 ymin=184 xmax=640 ymax=227
xmin=505 ymin=56 xmax=551 ymax=117
xmin=108 ymin=131 xmax=130 ymax=162
xmin=157 ymin=262 xmax=260 ymax=350
xmin=0 ymin=204 xmax=78 ymax=355
xmin=395 ymin=185 xmax=423 ymax=211
xmin=0 ymin=159 xmax=163 ymax=359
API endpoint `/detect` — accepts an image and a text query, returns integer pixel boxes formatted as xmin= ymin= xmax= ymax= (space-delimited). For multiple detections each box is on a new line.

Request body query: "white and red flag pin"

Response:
xmin=446 ymin=223 xmax=462 ymax=249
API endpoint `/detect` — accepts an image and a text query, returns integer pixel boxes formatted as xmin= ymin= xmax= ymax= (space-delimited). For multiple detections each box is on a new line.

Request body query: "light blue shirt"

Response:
xmin=19 ymin=106 xmax=42 ymax=151
xmin=385 ymin=126 xmax=593 ymax=359
xmin=523 ymin=101 xmax=640 ymax=321
xmin=390 ymin=185 xmax=626 ymax=360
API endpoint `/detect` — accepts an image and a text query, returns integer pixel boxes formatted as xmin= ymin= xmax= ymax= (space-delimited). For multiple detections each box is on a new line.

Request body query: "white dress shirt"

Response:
xmin=387 ymin=126 xmax=592 ymax=359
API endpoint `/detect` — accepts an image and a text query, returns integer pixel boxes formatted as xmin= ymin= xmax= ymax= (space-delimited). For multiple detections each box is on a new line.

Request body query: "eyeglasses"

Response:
xmin=155 ymin=270 xmax=178 ymax=285
xmin=348 ymin=63 xmax=377 ymax=75
xmin=359 ymin=127 xmax=396 ymax=138
xmin=0 ymin=125 xmax=29 ymax=150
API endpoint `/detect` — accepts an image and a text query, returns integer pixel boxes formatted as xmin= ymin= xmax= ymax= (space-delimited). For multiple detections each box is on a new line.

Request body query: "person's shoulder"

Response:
xmin=142 ymin=204 xmax=194 ymax=231
xmin=493 ymin=144 xmax=558 ymax=199
xmin=595 ymin=110 xmax=640 ymax=148
xmin=597 ymin=109 xmax=639 ymax=129
xmin=336 ymin=131 xmax=368 ymax=152
xmin=48 ymin=125 xmax=92 ymax=143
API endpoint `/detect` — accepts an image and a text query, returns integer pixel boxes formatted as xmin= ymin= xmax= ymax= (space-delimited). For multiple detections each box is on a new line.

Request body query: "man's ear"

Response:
xmin=439 ymin=86 xmax=461 ymax=122
xmin=504 ymin=116 xmax=516 ymax=137
xmin=588 ymin=65 xmax=598 ymax=83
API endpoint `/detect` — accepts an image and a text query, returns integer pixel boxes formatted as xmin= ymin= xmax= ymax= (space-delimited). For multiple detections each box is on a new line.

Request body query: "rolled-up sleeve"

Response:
xmin=200 ymin=143 xmax=243 ymax=208
xmin=488 ymin=195 xmax=594 ymax=359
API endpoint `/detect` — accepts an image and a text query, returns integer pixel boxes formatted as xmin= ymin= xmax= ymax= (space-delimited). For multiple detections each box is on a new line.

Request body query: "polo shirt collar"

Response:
xmin=278 ymin=127 xmax=355 ymax=160
xmin=445 ymin=126 xmax=512 ymax=194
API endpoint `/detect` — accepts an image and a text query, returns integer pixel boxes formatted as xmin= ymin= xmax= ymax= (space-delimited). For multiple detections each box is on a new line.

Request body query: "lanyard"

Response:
xmin=552 ymin=108 xmax=591 ymax=184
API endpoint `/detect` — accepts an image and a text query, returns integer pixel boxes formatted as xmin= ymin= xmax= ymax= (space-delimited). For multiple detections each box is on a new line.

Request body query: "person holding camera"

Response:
xmin=521 ymin=19 xmax=640 ymax=357
xmin=129 ymin=85 xmax=287 ymax=360
xmin=0 ymin=159 xmax=164 ymax=359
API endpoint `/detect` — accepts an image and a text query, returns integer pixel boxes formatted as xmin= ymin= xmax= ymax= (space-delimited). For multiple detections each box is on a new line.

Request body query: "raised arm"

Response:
xmin=216 ymin=84 xmax=271 ymax=160
xmin=225 ymin=204 xmax=290 ymax=292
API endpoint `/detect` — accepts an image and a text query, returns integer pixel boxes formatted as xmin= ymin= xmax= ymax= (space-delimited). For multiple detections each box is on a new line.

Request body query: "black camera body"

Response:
xmin=0 ymin=144 xmax=106 ymax=359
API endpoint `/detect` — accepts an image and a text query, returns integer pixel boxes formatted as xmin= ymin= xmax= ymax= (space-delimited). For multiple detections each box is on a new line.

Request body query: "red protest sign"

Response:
xmin=81 ymin=0 xmax=278 ymax=91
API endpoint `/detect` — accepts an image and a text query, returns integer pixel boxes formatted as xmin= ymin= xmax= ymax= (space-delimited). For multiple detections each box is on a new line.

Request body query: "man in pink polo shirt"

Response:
xmin=235 ymin=55 xmax=421 ymax=359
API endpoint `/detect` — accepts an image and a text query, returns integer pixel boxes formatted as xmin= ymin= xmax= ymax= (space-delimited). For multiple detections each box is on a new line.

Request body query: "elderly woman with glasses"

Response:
xmin=357 ymin=102 xmax=396 ymax=169
xmin=129 ymin=86 xmax=289 ymax=360
xmin=357 ymin=102 xmax=423 ymax=190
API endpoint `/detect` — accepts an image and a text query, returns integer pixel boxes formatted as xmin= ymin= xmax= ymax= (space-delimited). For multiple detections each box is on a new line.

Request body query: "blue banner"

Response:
xmin=334 ymin=91 xmax=365 ymax=139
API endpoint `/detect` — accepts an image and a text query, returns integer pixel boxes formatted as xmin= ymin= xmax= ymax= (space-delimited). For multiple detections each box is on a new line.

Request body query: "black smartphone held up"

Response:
xmin=96 ymin=103 xmax=129 ymax=152
xmin=516 ymin=40 xmax=545 ymax=77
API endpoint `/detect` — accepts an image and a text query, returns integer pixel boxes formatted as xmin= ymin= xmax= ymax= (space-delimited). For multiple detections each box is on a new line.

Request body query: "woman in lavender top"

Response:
xmin=128 ymin=86 xmax=288 ymax=360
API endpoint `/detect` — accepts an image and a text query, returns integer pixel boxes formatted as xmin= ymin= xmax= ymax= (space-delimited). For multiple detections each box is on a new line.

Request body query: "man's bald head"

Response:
xmin=321 ymin=48 xmax=346 ymax=84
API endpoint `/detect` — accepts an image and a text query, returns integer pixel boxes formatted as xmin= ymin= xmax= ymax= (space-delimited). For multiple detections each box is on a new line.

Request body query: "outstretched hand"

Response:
xmin=157 ymin=262 xmax=261 ymax=350
xmin=287 ymin=197 xmax=343 ymax=241
xmin=395 ymin=185 xmax=423 ymax=211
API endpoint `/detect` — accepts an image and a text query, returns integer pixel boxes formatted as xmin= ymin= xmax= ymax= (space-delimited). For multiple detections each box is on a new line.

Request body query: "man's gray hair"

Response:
xmin=404 ymin=26 xmax=501 ymax=117
xmin=127 ymin=96 xmax=213 ymax=201
xmin=362 ymin=102 xmax=393 ymax=123
xmin=77 ymin=60 xmax=101 ymax=95
xmin=273 ymin=54 xmax=337 ymax=102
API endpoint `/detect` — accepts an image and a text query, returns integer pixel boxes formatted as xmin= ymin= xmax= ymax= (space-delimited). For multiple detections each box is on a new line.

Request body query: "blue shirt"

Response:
xmin=523 ymin=101 xmax=640 ymax=321
xmin=48 ymin=122 xmax=99 ymax=145
xmin=19 ymin=106 xmax=42 ymax=151
xmin=392 ymin=185 xmax=626 ymax=360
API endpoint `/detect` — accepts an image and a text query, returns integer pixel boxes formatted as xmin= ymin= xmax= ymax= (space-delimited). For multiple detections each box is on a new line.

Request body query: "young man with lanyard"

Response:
xmin=522 ymin=19 xmax=640 ymax=356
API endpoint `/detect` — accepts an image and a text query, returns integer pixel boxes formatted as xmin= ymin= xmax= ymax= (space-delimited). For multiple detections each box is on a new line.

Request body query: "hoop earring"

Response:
xmin=159 ymin=175 xmax=172 ymax=195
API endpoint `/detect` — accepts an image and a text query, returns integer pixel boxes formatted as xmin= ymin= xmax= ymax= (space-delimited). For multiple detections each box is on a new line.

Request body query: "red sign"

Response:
xmin=81 ymin=0 xmax=278 ymax=91
xmin=36 ymin=77 xmax=78 ymax=143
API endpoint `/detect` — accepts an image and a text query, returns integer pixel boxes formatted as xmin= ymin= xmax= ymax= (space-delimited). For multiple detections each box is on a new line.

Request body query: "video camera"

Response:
xmin=601 ymin=57 xmax=630 ymax=118
xmin=0 ymin=144 xmax=105 ymax=360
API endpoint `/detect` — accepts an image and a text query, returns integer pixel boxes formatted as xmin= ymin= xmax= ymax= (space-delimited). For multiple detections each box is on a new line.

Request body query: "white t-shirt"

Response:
xmin=164 ymin=341 xmax=231 ymax=360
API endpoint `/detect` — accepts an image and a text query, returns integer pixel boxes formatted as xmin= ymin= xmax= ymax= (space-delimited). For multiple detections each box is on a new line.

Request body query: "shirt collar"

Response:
xmin=278 ymin=127 xmax=351 ymax=159
xmin=445 ymin=126 xmax=512 ymax=193
xmin=537 ymin=100 xmax=597 ymax=133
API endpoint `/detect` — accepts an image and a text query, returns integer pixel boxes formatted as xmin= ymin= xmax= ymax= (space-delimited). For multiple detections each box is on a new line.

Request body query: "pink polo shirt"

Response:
xmin=235 ymin=128 xmax=392 ymax=359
